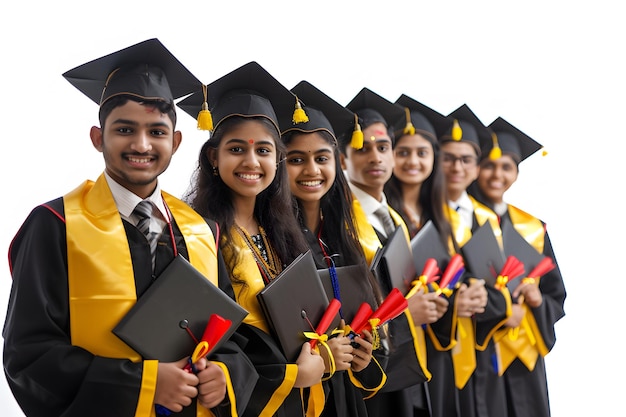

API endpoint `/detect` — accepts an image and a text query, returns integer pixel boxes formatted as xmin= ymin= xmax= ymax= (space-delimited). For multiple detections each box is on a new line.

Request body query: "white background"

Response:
xmin=1 ymin=1 xmax=622 ymax=415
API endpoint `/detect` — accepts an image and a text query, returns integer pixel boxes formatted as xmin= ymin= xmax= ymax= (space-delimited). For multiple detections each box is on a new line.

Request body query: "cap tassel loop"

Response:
xmin=197 ymin=84 xmax=213 ymax=131
xmin=292 ymin=96 xmax=309 ymax=124
xmin=451 ymin=119 xmax=462 ymax=141
xmin=489 ymin=132 xmax=502 ymax=160
xmin=351 ymin=114 xmax=364 ymax=149
xmin=403 ymin=107 xmax=415 ymax=135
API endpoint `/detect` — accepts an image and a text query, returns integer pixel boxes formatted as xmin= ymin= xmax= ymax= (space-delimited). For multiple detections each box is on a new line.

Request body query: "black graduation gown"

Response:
xmin=363 ymin=228 xmax=430 ymax=417
xmin=3 ymin=198 xmax=257 ymax=417
xmin=500 ymin=215 xmax=566 ymax=417
xmin=456 ymin=214 xmax=510 ymax=417
xmin=424 ymin=292 xmax=460 ymax=417
xmin=302 ymin=228 xmax=385 ymax=417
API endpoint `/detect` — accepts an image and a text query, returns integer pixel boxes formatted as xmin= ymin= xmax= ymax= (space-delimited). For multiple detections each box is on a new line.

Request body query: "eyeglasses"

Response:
xmin=442 ymin=153 xmax=477 ymax=166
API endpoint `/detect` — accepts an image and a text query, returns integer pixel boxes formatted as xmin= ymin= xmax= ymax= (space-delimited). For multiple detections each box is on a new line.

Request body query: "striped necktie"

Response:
xmin=133 ymin=200 xmax=158 ymax=269
xmin=375 ymin=206 xmax=396 ymax=237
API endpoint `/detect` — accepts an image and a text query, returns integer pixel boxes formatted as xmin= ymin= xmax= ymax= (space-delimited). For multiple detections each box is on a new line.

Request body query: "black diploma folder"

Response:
xmin=318 ymin=264 xmax=378 ymax=324
xmin=257 ymin=250 xmax=333 ymax=362
xmin=113 ymin=255 xmax=248 ymax=362
xmin=410 ymin=220 xmax=451 ymax=275
xmin=460 ymin=221 xmax=505 ymax=286
xmin=501 ymin=220 xmax=545 ymax=292
xmin=370 ymin=226 xmax=416 ymax=295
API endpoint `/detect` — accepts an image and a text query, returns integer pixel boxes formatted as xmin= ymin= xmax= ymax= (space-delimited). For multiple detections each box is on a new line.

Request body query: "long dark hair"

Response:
xmin=184 ymin=116 xmax=308 ymax=280
xmin=385 ymin=133 xmax=459 ymax=253
xmin=282 ymin=129 xmax=384 ymax=305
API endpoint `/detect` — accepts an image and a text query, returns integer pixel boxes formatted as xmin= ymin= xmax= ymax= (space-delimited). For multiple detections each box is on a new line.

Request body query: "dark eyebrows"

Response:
xmin=286 ymin=147 xmax=333 ymax=156
xmin=109 ymin=118 xmax=171 ymax=129
xmin=224 ymin=138 xmax=275 ymax=148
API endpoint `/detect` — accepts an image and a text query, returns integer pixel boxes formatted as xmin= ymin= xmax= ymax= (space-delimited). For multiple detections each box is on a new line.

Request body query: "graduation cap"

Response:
xmin=460 ymin=221 xmax=505 ymax=286
xmin=62 ymin=38 xmax=201 ymax=107
xmin=256 ymin=251 xmax=335 ymax=362
xmin=113 ymin=256 xmax=248 ymax=362
xmin=393 ymin=94 xmax=450 ymax=141
xmin=343 ymin=87 xmax=405 ymax=150
xmin=281 ymin=80 xmax=355 ymax=144
xmin=177 ymin=61 xmax=300 ymax=136
xmin=484 ymin=116 xmax=543 ymax=164
xmin=439 ymin=104 xmax=490 ymax=154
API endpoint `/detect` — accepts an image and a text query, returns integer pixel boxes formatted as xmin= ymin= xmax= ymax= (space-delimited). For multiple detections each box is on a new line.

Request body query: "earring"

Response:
xmin=212 ymin=165 xmax=219 ymax=176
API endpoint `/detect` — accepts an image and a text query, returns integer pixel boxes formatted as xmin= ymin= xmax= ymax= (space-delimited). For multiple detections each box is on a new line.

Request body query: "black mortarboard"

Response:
xmin=177 ymin=61 xmax=299 ymax=136
xmin=63 ymin=38 xmax=201 ymax=107
xmin=281 ymin=80 xmax=355 ymax=144
xmin=370 ymin=226 xmax=416 ymax=295
xmin=257 ymin=251 xmax=335 ymax=362
xmin=394 ymin=94 xmax=450 ymax=141
xmin=343 ymin=88 xmax=405 ymax=150
xmin=440 ymin=104 xmax=490 ymax=154
xmin=484 ymin=116 xmax=543 ymax=164
xmin=113 ymin=256 xmax=248 ymax=362
xmin=410 ymin=220 xmax=451 ymax=275
xmin=460 ymin=221 xmax=505 ymax=286
xmin=501 ymin=221 xmax=545 ymax=297
xmin=318 ymin=264 xmax=378 ymax=324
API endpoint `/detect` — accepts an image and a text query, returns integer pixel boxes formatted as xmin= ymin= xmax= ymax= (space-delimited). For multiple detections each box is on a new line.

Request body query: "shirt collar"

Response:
xmin=449 ymin=191 xmax=474 ymax=229
xmin=104 ymin=172 xmax=168 ymax=221
xmin=347 ymin=180 xmax=388 ymax=216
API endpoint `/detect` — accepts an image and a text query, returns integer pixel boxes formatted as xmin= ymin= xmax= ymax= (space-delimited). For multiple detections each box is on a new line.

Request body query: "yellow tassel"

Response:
xmin=542 ymin=149 xmax=548 ymax=157
xmin=197 ymin=102 xmax=213 ymax=131
xmin=451 ymin=119 xmax=462 ymax=141
xmin=196 ymin=84 xmax=213 ymax=131
xmin=292 ymin=96 xmax=309 ymax=124
xmin=351 ymin=114 xmax=364 ymax=149
xmin=403 ymin=107 xmax=415 ymax=135
xmin=489 ymin=132 xmax=502 ymax=160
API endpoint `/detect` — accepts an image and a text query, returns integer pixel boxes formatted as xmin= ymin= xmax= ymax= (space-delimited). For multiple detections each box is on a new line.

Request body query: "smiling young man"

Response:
xmin=338 ymin=88 xmax=434 ymax=417
xmin=430 ymin=104 xmax=509 ymax=417
xmin=3 ymin=39 xmax=256 ymax=417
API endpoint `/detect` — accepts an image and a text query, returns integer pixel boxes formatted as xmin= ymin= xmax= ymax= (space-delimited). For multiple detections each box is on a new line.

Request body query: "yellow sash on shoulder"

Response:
xmin=494 ymin=204 xmax=549 ymax=375
xmin=224 ymin=228 xmax=328 ymax=417
xmin=351 ymin=198 xmax=429 ymax=379
xmin=65 ymin=174 xmax=218 ymax=417
xmin=351 ymin=199 xmax=382 ymax=265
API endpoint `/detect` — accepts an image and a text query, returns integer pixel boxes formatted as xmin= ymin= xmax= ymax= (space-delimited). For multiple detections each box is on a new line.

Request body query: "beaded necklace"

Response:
xmin=236 ymin=224 xmax=283 ymax=284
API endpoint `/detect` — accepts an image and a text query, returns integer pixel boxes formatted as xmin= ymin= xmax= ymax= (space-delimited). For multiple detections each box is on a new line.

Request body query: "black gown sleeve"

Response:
xmin=530 ymin=230 xmax=566 ymax=351
xmin=3 ymin=201 xmax=144 ymax=417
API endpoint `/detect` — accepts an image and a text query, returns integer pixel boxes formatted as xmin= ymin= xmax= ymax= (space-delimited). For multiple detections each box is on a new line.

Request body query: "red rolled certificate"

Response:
xmin=311 ymin=298 xmax=342 ymax=348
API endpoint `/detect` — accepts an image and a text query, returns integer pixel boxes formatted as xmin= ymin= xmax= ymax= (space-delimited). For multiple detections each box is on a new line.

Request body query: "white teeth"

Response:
xmin=238 ymin=173 xmax=261 ymax=180
xmin=128 ymin=157 xmax=151 ymax=163
xmin=300 ymin=180 xmax=322 ymax=187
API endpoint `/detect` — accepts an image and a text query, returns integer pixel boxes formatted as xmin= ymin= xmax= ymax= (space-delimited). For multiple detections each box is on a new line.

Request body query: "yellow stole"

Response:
xmin=351 ymin=198 xmax=431 ymax=381
xmin=65 ymin=174 xmax=220 ymax=417
xmin=444 ymin=197 xmax=510 ymax=388
xmin=494 ymin=204 xmax=549 ymax=375
xmin=223 ymin=228 xmax=325 ymax=417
